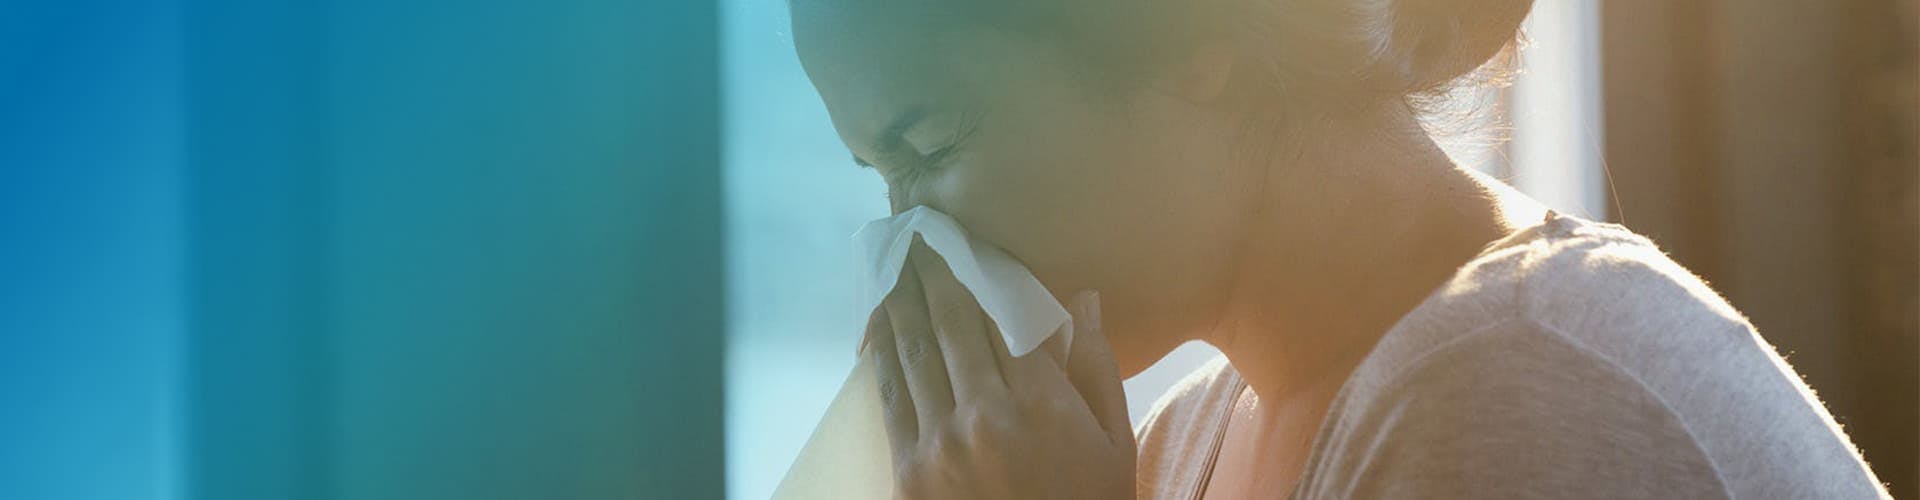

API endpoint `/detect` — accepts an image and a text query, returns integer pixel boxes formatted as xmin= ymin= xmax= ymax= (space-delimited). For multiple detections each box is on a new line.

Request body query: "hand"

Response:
xmin=862 ymin=237 xmax=1136 ymax=500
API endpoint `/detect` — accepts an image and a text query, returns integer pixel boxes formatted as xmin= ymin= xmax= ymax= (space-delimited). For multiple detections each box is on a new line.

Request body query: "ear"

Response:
xmin=1382 ymin=0 xmax=1533 ymax=91
xmin=1154 ymin=41 xmax=1238 ymax=105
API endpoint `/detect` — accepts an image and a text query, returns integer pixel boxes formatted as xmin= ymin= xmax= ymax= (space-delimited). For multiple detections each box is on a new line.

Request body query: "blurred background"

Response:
xmin=2 ymin=0 xmax=1914 ymax=499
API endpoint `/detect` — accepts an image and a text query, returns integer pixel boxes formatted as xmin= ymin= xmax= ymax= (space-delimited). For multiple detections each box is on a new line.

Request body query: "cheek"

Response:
xmin=925 ymin=110 xmax=1201 ymax=305
xmin=930 ymin=125 xmax=1237 ymax=371
xmin=906 ymin=59 xmax=1249 ymax=354
xmin=920 ymin=119 xmax=1115 ymax=293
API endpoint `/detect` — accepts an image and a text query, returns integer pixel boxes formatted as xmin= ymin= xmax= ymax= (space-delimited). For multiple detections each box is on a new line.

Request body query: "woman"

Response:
xmin=787 ymin=0 xmax=1891 ymax=497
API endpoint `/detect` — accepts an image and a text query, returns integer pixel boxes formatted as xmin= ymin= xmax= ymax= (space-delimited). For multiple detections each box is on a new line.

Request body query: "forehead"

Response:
xmin=790 ymin=2 xmax=1034 ymax=147
xmin=794 ymin=5 xmax=962 ymax=110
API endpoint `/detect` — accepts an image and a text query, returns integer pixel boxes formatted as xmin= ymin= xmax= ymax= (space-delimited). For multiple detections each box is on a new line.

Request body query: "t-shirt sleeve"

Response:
xmin=1134 ymin=356 xmax=1238 ymax=500
xmin=1302 ymin=318 xmax=1732 ymax=499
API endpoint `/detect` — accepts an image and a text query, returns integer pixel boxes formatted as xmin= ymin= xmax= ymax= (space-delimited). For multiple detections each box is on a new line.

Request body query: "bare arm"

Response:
xmin=772 ymin=355 xmax=894 ymax=500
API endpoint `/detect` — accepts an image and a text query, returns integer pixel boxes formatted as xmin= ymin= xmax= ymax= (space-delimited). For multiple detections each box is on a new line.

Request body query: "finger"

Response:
xmin=866 ymin=307 xmax=918 ymax=459
xmin=982 ymin=304 xmax=1059 ymax=386
xmin=906 ymin=238 xmax=1007 ymax=403
xmin=1064 ymin=290 xmax=1133 ymax=446
xmin=884 ymin=248 xmax=955 ymax=430
xmin=988 ymin=314 xmax=1087 ymax=418
xmin=979 ymin=305 xmax=1020 ymax=381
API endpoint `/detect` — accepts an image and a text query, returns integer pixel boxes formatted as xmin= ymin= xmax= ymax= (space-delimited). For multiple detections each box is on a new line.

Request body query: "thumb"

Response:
xmin=1065 ymin=290 xmax=1132 ymax=446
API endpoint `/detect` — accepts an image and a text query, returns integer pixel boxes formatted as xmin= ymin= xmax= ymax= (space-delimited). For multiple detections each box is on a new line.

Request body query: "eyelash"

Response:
xmin=936 ymin=108 xmax=984 ymax=168
xmin=853 ymin=108 xmax=984 ymax=179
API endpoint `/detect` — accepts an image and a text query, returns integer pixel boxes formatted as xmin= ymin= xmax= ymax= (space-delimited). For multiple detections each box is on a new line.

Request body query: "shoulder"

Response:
xmin=1307 ymin=212 xmax=1890 ymax=498
xmin=1363 ymin=213 xmax=1771 ymax=403
xmin=1506 ymin=213 xmax=1752 ymax=345
xmin=1396 ymin=212 xmax=1752 ymax=346
xmin=1298 ymin=316 xmax=1733 ymax=499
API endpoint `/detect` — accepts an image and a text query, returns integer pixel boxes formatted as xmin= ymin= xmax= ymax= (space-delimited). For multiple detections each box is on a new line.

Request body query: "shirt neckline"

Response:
xmin=1186 ymin=208 xmax=1578 ymax=500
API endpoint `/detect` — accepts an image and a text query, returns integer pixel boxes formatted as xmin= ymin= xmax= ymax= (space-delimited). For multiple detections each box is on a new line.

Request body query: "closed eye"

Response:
xmin=848 ymin=106 xmax=981 ymax=173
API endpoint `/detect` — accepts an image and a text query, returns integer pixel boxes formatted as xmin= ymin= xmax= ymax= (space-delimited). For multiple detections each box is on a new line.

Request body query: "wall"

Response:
xmin=1603 ymin=0 xmax=1919 ymax=496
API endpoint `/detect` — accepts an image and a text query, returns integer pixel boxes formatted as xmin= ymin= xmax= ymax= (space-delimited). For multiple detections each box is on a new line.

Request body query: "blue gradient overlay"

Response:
xmin=3 ymin=1 xmax=725 ymax=499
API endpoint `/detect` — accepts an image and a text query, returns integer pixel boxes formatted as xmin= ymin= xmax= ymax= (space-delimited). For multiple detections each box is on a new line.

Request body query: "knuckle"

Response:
xmin=901 ymin=337 xmax=934 ymax=367
xmin=932 ymin=308 xmax=972 ymax=337
xmin=1020 ymin=392 xmax=1073 ymax=418
xmin=936 ymin=305 xmax=983 ymax=338
xmin=952 ymin=406 xmax=1000 ymax=437
xmin=932 ymin=300 xmax=971 ymax=326
xmin=877 ymin=375 xmax=906 ymax=406
xmin=926 ymin=430 xmax=968 ymax=462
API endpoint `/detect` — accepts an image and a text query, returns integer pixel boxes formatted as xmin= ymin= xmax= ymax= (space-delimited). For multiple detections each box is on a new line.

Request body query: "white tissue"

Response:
xmin=853 ymin=206 xmax=1072 ymax=358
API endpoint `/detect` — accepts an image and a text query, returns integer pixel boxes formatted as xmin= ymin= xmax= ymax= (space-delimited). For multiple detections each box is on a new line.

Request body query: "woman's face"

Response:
xmin=794 ymin=5 xmax=1265 ymax=375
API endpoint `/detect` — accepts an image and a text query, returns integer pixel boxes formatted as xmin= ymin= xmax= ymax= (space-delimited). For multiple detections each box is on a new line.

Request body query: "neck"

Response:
xmin=1205 ymin=111 xmax=1524 ymax=408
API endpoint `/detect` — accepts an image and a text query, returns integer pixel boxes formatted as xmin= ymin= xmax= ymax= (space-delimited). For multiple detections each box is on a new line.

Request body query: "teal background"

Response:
xmin=3 ymin=0 xmax=725 ymax=499
xmin=1 ymin=1 xmax=185 ymax=498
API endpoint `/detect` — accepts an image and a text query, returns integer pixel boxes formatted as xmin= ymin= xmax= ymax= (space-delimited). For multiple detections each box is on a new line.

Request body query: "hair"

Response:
xmin=795 ymin=0 xmax=1534 ymax=160
xmin=930 ymin=0 xmax=1534 ymax=124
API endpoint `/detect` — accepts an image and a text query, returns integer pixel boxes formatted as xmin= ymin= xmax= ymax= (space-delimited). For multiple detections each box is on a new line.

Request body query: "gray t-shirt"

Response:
xmin=1134 ymin=212 xmax=1891 ymax=499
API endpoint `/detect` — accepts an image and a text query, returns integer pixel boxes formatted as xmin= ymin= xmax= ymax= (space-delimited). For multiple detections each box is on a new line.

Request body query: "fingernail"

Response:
xmin=1076 ymin=290 xmax=1102 ymax=333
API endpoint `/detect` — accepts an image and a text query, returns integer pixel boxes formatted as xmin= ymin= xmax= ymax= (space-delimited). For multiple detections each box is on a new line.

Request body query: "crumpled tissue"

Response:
xmin=852 ymin=206 xmax=1072 ymax=358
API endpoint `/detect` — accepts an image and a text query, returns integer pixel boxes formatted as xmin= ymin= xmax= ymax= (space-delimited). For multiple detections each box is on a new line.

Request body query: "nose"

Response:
xmin=888 ymin=186 xmax=909 ymax=215
xmin=886 ymin=176 xmax=958 ymax=218
xmin=886 ymin=182 xmax=929 ymax=216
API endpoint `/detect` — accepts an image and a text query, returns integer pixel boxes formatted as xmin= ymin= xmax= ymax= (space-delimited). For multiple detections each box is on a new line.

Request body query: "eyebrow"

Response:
xmin=852 ymin=106 xmax=928 ymax=168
